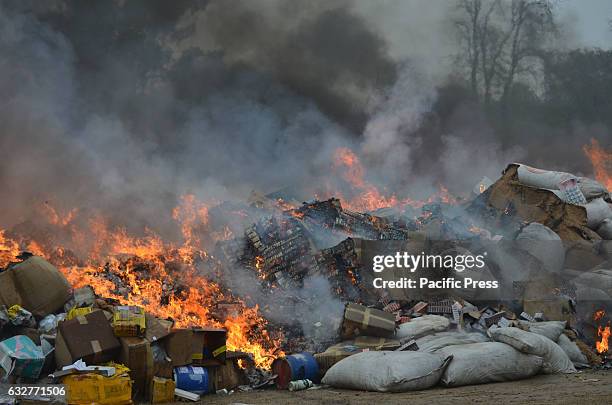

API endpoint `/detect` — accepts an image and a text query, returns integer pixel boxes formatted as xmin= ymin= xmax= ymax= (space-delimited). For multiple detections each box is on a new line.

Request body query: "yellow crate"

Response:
xmin=150 ymin=377 xmax=175 ymax=403
xmin=63 ymin=371 xmax=132 ymax=405
xmin=66 ymin=306 xmax=93 ymax=320
xmin=112 ymin=306 xmax=146 ymax=337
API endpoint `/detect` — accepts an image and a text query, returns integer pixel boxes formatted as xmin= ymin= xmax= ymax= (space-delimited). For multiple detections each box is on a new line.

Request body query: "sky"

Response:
xmin=560 ymin=0 xmax=612 ymax=49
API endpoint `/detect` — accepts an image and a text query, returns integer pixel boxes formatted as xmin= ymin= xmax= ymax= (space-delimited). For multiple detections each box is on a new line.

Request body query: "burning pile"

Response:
xmin=0 ymin=140 xmax=610 ymax=400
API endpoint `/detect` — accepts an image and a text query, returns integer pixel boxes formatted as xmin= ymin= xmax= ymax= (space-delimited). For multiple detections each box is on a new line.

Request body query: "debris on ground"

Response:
xmin=0 ymin=162 xmax=610 ymax=402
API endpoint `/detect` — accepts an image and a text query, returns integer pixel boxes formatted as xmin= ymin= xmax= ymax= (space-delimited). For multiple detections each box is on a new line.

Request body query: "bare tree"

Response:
xmin=454 ymin=0 xmax=556 ymax=106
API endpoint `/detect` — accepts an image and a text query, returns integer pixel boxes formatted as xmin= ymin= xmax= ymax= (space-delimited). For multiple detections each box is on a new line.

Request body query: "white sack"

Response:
xmin=573 ymin=268 xmax=612 ymax=292
xmin=584 ymin=198 xmax=612 ymax=229
xmin=395 ymin=315 xmax=450 ymax=340
xmin=597 ymin=218 xmax=612 ymax=240
xmin=489 ymin=327 xmax=576 ymax=374
xmin=578 ymin=177 xmax=609 ymax=200
xmin=515 ymin=223 xmax=564 ymax=273
xmin=557 ymin=333 xmax=588 ymax=366
xmin=321 ymin=351 xmax=451 ymax=392
xmin=416 ymin=331 xmax=490 ymax=353
xmin=518 ymin=321 xmax=566 ymax=341
xmin=516 ymin=164 xmax=574 ymax=190
xmin=436 ymin=342 xmax=543 ymax=387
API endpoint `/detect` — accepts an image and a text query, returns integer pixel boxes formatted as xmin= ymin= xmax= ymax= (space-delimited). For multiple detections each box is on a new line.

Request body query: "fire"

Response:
xmin=594 ymin=309 xmax=610 ymax=354
xmin=596 ymin=324 xmax=610 ymax=354
xmin=254 ymin=256 xmax=266 ymax=279
xmin=40 ymin=203 xmax=78 ymax=227
xmin=0 ymin=197 xmax=283 ymax=369
xmin=330 ymin=147 xmax=457 ymax=211
xmin=583 ymin=139 xmax=612 ymax=191
xmin=0 ymin=230 xmax=20 ymax=269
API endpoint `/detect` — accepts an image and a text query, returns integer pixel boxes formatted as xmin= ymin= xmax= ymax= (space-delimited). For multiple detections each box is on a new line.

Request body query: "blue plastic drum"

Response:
xmin=272 ymin=352 xmax=320 ymax=389
xmin=173 ymin=365 xmax=210 ymax=394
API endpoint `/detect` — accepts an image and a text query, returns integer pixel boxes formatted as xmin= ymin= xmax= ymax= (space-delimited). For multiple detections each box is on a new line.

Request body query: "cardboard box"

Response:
xmin=150 ymin=376 xmax=175 ymax=403
xmin=314 ymin=343 xmax=363 ymax=374
xmin=0 ymin=256 xmax=71 ymax=317
xmin=63 ymin=371 xmax=132 ymax=405
xmin=353 ymin=336 xmax=400 ymax=350
xmin=164 ymin=329 xmax=194 ymax=367
xmin=67 ymin=306 xmax=93 ymax=321
xmin=209 ymin=352 xmax=248 ymax=390
xmin=523 ymin=298 xmax=575 ymax=324
xmin=151 ymin=340 xmax=173 ymax=379
xmin=145 ymin=314 xmax=173 ymax=343
xmin=165 ymin=328 xmax=227 ymax=367
xmin=153 ymin=361 xmax=173 ymax=379
xmin=113 ymin=306 xmax=146 ymax=337
xmin=192 ymin=327 xmax=227 ymax=366
xmin=119 ymin=337 xmax=153 ymax=399
xmin=0 ymin=335 xmax=45 ymax=379
xmin=341 ymin=303 xmax=396 ymax=339
xmin=55 ymin=310 xmax=121 ymax=368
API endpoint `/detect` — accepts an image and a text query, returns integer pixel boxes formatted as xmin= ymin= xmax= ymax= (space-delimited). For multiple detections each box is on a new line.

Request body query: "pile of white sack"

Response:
xmin=322 ymin=316 xmax=587 ymax=392
xmin=515 ymin=164 xmax=611 ymax=239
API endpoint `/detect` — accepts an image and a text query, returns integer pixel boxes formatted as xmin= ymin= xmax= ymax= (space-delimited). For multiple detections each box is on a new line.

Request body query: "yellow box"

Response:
xmin=66 ymin=306 xmax=93 ymax=320
xmin=112 ymin=306 xmax=146 ymax=337
xmin=63 ymin=372 xmax=132 ymax=405
xmin=150 ymin=377 xmax=176 ymax=403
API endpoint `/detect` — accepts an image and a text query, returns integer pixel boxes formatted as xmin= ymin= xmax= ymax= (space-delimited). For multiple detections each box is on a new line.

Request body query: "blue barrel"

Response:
xmin=173 ymin=366 xmax=210 ymax=394
xmin=272 ymin=352 xmax=320 ymax=389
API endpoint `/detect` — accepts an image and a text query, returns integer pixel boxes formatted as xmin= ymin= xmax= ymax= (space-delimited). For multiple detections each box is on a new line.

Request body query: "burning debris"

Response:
xmin=0 ymin=143 xmax=611 ymax=401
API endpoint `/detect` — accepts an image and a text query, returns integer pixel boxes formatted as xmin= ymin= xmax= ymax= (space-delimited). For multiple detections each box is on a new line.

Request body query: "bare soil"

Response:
xmin=180 ymin=370 xmax=612 ymax=405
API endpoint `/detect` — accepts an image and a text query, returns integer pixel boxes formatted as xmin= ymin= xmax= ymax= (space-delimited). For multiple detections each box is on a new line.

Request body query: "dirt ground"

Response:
xmin=180 ymin=370 xmax=612 ymax=405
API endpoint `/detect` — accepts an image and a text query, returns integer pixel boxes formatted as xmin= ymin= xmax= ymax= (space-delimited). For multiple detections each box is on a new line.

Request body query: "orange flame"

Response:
xmin=583 ymin=139 xmax=612 ymax=191
xmin=0 ymin=230 xmax=20 ymax=269
xmin=0 ymin=197 xmax=282 ymax=369
xmin=254 ymin=256 xmax=266 ymax=279
xmin=330 ymin=147 xmax=456 ymax=211
xmin=594 ymin=309 xmax=610 ymax=354
xmin=596 ymin=324 xmax=610 ymax=354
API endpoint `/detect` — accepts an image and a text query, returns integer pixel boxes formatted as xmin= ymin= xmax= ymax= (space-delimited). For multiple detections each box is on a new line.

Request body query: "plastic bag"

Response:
xmin=38 ymin=313 xmax=66 ymax=334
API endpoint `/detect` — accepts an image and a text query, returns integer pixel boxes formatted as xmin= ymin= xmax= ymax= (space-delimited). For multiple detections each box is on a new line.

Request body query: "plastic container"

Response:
xmin=173 ymin=366 xmax=210 ymax=395
xmin=272 ymin=352 xmax=320 ymax=389
xmin=288 ymin=379 xmax=313 ymax=391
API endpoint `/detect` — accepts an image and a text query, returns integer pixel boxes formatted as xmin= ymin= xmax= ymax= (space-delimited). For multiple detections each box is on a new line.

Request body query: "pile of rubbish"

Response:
xmin=229 ymin=162 xmax=612 ymax=392
xmin=0 ymin=255 xmax=250 ymax=404
xmin=0 ymin=162 xmax=610 ymax=402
